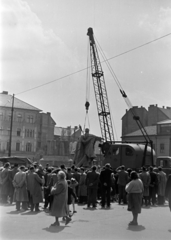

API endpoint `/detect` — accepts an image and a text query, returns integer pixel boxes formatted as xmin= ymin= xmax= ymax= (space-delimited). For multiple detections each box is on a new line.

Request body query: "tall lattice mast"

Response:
xmin=87 ymin=27 xmax=114 ymax=142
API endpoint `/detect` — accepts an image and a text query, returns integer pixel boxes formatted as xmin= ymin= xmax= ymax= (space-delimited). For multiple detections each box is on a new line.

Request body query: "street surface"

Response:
xmin=0 ymin=202 xmax=171 ymax=240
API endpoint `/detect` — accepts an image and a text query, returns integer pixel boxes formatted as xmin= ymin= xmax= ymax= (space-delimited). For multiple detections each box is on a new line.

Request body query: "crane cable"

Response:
xmin=84 ymin=39 xmax=91 ymax=132
xmin=95 ymin=37 xmax=151 ymax=142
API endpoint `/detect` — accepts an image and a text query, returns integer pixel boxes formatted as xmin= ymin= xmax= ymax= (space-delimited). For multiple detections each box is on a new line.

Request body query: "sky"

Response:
xmin=1 ymin=0 xmax=171 ymax=140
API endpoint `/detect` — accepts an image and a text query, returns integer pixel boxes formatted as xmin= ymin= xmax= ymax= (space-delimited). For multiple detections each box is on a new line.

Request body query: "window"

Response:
xmin=25 ymin=129 xmax=30 ymax=137
xmin=17 ymin=114 xmax=22 ymax=122
xmin=27 ymin=115 xmax=34 ymax=123
xmin=25 ymin=129 xmax=34 ymax=138
xmin=17 ymin=128 xmax=21 ymax=136
xmin=30 ymin=130 xmax=34 ymax=137
xmin=0 ymin=113 xmax=3 ymax=120
xmin=7 ymin=128 xmax=10 ymax=135
xmin=26 ymin=142 xmax=32 ymax=152
xmin=0 ymin=127 xmax=3 ymax=135
xmin=16 ymin=142 xmax=20 ymax=151
xmin=6 ymin=142 xmax=9 ymax=151
xmin=125 ymin=147 xmax=133 ymax=156
xmin=112 ymin=147 xmax=119 ymax=155
xmin=8 ymin=114 xmax=11 ymax=121
xmin=160 ymin=143 xmax=165 ymax=154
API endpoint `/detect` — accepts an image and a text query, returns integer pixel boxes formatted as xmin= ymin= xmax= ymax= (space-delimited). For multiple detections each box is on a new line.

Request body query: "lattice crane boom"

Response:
xmin=87 ymin=27 xmax=114 ymax=142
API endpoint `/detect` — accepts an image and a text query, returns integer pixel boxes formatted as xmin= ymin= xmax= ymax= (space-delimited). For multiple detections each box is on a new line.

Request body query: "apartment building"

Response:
xmin=0 ymin=91 xmax=55 ymax=158
xmin=121 ymin=105 xmax=171 ymax=158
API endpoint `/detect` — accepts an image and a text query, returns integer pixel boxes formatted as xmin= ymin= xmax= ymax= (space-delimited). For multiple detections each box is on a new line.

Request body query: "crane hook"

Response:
xmin=85 ymin=101 xmax=90 ymax=113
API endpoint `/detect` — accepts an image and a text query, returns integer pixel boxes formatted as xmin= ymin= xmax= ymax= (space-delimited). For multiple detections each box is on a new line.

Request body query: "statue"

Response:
xmin=74 ymin=128 xmax=101 ymax=167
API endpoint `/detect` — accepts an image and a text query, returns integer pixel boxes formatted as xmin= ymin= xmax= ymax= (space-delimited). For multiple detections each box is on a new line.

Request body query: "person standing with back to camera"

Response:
xmin=125 ymin=171 xmax=144 ymax=226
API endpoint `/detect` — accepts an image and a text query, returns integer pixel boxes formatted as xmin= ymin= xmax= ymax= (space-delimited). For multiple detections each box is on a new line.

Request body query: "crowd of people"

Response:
xmin=0 ymin=161 xmax=171 ymax=227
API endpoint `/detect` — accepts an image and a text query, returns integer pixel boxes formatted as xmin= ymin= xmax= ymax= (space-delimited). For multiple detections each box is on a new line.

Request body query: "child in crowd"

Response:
xmin=70 ymin=178 xmax=78 ymax=213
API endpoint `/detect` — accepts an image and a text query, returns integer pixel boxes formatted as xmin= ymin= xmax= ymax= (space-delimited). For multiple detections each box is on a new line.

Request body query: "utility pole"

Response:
xmin=8 ymin=94 xmax=15 ymax=157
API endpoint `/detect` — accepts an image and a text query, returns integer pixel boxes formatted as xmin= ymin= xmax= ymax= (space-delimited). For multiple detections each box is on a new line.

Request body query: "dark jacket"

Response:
xmin=100 ymin=168 xmax=113 ymax=187
xmin=85 ymin=170 xmax=99 ymax=189
xmin=68 ymin=186 xmax=77 ymax=205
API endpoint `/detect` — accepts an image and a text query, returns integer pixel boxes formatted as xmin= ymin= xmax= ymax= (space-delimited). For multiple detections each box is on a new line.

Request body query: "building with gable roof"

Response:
xmin=0 ymin=91 xmax=56 ymax=159
xmin=121 ymin=105 xmax=171 ymax=158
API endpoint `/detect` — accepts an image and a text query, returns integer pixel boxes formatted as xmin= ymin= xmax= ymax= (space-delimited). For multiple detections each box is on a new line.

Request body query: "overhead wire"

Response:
xmin=95 ymin=37 xmax=151 ymax=142
xmin=14 ymin=32 xmax=171 ymax=96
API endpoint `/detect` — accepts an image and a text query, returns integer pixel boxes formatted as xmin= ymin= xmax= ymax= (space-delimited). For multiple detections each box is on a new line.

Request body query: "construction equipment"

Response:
xmin=86 ymin=27 xmax=154 ymax=169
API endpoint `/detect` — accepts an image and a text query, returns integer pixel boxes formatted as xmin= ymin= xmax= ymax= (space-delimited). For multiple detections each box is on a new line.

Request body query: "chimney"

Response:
xmin=47 ymin=112 xmax=51 ymax=116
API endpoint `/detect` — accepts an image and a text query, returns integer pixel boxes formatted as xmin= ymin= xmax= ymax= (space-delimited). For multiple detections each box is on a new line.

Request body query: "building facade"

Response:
xmin=122 ymin=104 xmax=171 ymax=158
xmin=0 ymin=91 xmax=55 ymax=159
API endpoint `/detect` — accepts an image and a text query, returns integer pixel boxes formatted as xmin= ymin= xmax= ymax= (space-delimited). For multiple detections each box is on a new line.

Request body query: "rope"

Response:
xmin=83 ymin=112 xmax=90 ymax=132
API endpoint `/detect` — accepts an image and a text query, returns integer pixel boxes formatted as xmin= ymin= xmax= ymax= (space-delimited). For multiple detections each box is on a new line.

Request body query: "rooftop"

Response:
xmin=123 ymin=125 xmax=157 ymax=137
xmin=0 ymin=92 xmax=41 ymax=111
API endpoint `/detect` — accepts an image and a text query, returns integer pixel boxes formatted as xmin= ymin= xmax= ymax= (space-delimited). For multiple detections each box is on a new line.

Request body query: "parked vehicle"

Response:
xmin=101 ymin=143 xmax=155 ymax=170
xmin=156 ymin=156 xmax=171 ymax=176
xmin=0 ymin=156 xmax=32 ymax=167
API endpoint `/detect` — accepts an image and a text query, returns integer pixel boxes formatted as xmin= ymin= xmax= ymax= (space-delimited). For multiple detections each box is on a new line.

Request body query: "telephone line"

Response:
xmin=16 ymin=32 xmax=171 ymax=96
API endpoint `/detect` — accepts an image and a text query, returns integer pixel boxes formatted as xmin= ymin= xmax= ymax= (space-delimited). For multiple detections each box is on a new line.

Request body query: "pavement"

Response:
xmin=0 ymin=201 xmax=171 ymax=240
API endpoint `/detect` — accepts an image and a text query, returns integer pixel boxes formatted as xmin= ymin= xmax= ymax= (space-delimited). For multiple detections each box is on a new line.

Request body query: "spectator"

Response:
xmin=67 ymin=180 xmax=77 ymax=216
xmin=148 ymin=166 xmax=158 ymax=206
xmin=78 ymin=167 xmax=87 ymax=204
xmin=0 ymin=162 xmax=11 ymax=203
xmin=13 ymin=166 xmax=28 ymax=211
xmin=99 ymin=163 xmax=113 ymax=208
xmin=139 ymin=166 xmax=151 ymax=207
xmin=85 ymin=165 xmax=99 ymax=208
xmin=157 ymin=167 xmax=167 ymax=205
xmin=50 ymin=171 xmax=71 ymax=226
xmin=70 ymin=178 xmax=78 ymax=213
xmin=67 ymin=167 xmax=73 ymax=180
xmin=43 ymin=167 xmax=52 ymax=210
xmin=117 ymin=165 xmax=129 ymax=204
xmin=111 ymin=172 xmax=116 ymax=202
xmin=26 ymin=166 xmax=44 ymax=212
xmin=165 ymin=173 xmax=171 ymax=212
xmin=72 ymin=167 xmax=81 ymax=197
xmin=8 ymin=164 xmax=19 ymax=204
xmin=125 ymin=171 xmax=144 ymax=226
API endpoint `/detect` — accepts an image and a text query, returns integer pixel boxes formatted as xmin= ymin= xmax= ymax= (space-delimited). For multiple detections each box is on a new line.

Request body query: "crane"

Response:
xmin=86 ymin=27 xmax=154 ymax=168
xmin=87 ymin=27 xmax=114 ymax=143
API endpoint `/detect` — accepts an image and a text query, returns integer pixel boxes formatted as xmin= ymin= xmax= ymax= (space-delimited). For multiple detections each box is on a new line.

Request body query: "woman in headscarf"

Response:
xmin=50 ymin=171 xmax=71 ymax=226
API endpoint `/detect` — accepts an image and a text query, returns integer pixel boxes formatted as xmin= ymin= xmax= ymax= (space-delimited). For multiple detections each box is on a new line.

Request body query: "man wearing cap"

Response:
xmin=100 ymin=163 xmax=113 ymax=207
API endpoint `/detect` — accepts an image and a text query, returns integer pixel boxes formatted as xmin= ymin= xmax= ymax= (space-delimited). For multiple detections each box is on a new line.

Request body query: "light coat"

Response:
xmin=13 ymin=171 xmax=28 ymax=202
xmin=50 ymin=180 xmax=68 ymax=217
xmin=158 ymin=171 xmax=167 ymax=196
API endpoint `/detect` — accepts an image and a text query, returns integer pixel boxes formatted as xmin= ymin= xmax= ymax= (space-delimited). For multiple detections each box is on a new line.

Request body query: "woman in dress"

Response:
xmin=50 ymin=171 xmax=71 ymax=226
xmin=125 ymin=171 xmax=144 ymax=226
